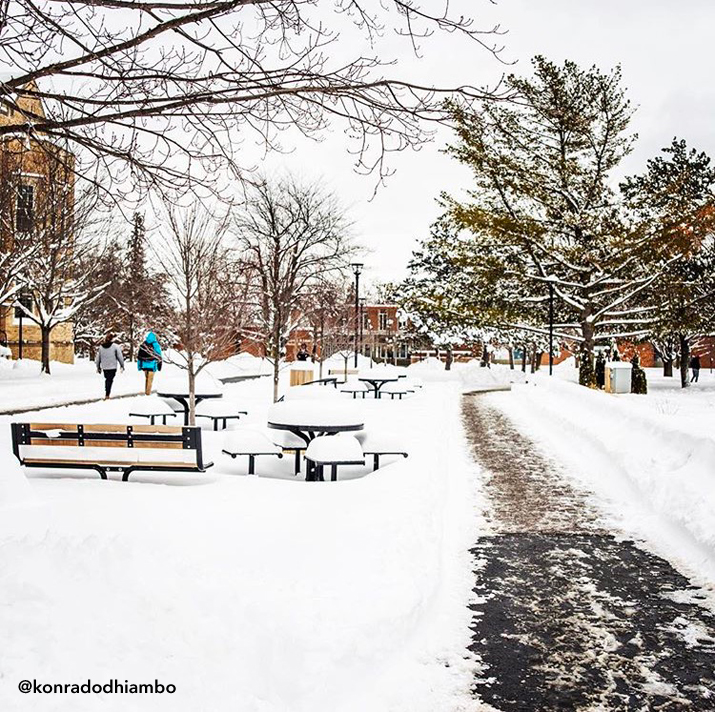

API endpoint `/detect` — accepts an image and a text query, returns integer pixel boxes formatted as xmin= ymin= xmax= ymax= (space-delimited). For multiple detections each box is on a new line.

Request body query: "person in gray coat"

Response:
xmin=95 ymin=333 xmax=125 ymax=399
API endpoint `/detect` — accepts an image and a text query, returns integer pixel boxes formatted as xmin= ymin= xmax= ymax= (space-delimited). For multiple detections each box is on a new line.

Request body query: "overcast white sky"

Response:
xmin=261 ymin=0 xmax=715 ymax=290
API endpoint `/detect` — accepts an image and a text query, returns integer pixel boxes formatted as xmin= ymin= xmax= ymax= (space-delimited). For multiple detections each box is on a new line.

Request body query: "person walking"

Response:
xmin=95 ymin=333 xmax=124 ymax=400
xmin=137 ymin=331 xmax=162 ymax=395
xmin=690 ymin=354 xmax=701 ymax=383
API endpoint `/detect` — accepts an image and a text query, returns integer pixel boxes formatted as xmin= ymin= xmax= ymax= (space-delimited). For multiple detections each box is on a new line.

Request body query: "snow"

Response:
xmin=267 ymin=399 xmax=364 ymax=428
xmin=282 ymin=384 xmax=343 ymax=401
xmin=305 ymin=433 xmax=364 ymax=463
xmin=492 ymin=368 xmax=715 ymax=584
xmin=222 ymin=429 xmax=282 ymax=455
xmin=0 ymin=367 xmax=487 ymax=712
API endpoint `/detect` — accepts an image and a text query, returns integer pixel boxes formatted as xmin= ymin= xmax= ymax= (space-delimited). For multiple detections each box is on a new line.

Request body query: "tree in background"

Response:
xmin=0 ymin=2 xmax=508 ymax=200
xmin=301 ymin=279 xmax=352 ymax=379
xmin=441 ymin=57 xmax=667 ymax=387
xmin=621 ymin=138 xmax=715 ymax=387
xmin=235 ymin=176 xmax=356 ymax=401
xmin=13 ymin=161 xmax=108 ymax=373
xmin=153 ymin=204 xmax=237 ymax=425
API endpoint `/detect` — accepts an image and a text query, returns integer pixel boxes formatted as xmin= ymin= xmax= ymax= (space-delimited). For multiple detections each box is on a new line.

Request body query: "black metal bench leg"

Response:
xmin=95 ymin=466 xmax=107 ymax=480
xmin=331 ymin=464 xmax=338 ymax=482
xmin=248 ymin=455 xmax=256 ymax=475
xmin=294 ymin=450 xmax=301 ymax=475
xmin=373 ymin=454 xmax=380 ymax=471
xmin=213 ymin=419 xmax=219 ymax=431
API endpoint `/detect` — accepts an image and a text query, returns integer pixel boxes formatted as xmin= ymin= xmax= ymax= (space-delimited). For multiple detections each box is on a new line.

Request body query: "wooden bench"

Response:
xmin=305 ymin=434 xmax=364 ymax=482
xmin=10 ymin=422 xmax=212 ymax=482
xmin=222 ymin=429 xmax=283 ymax=475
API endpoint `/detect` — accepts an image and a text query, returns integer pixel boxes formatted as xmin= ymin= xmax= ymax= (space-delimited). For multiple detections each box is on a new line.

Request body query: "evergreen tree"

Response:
xmin=440 ymin=57 xmax=664 ymax=387
xmin=621 ymin=139 xmax=715 ymax=388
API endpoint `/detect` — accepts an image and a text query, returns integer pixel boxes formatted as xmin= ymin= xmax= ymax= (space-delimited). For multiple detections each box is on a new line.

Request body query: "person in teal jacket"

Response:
xmin=137 ymin=331 xmax=162 ymax=395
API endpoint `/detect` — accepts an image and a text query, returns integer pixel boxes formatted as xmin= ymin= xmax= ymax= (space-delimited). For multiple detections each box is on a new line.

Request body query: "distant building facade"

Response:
xmin=0 ymin=82 xmax=75 ymax=363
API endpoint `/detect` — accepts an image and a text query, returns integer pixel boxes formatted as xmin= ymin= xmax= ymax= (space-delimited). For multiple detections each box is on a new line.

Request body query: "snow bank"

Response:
xmin=500 ymin=377 xmax=715 ymax=572
xmin=0 ymin=455 xmax=35 ymax=508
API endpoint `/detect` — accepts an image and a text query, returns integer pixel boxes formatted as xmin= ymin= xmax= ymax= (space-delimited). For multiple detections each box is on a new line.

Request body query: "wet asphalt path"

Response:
xmin=462 ymin=394 xmax=715 ymax=711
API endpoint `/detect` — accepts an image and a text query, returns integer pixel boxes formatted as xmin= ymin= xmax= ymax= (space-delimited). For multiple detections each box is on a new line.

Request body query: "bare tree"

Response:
xmin=235 ymin=175 xmax=357 ymax=401
xmin=0 ymin=3 xmax=508 ymax=198
xmin=11 ymin=153 xmax=108 ymax=373
xmin=152 ymin=203 xmax=238 ymax=424
xmin=301 ymin=278 xmax=352 ymax=378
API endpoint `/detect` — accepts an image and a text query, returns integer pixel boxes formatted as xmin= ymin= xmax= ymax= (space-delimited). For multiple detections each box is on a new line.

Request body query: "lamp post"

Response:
xmin=358 ymin=297 xmax=365 ymax=365
xmin=351 ymin=262 xmax=363 ymax=368
xmin=548 ymin=280 xmax=554 ymax=376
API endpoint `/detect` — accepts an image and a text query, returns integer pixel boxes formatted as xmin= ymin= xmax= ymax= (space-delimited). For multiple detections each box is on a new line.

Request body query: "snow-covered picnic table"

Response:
xmin=358 ymin=373 xmax=402 ymax=398
xmin=157 ymin=390 xmax=223 ymax=425
xmin=267 ymin=400 xmax=364 ymax=481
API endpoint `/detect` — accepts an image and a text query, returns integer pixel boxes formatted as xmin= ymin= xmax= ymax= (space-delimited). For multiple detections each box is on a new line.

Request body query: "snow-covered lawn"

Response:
xmin=0 ymin=354 xmax=273 ymax=413
xmin=0 ymin=365 xmax=496 ymax=712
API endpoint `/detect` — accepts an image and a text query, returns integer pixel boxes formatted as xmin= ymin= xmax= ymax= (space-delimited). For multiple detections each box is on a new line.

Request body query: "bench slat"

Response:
xmin=29 ymin=423 xmax=183 ymax=435
xmin=23 ymin=458 xmax=202 ymax=470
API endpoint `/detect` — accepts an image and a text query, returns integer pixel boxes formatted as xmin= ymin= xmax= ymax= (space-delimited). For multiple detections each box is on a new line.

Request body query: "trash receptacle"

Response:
xmin=605 ymin=361 xmax=632 ymax=394
xmin=290 ymin=364 xmax=314 ymax=387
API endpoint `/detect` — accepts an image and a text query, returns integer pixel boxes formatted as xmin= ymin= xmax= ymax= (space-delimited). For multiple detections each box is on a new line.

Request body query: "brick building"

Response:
xmin=0 ymin=82 xmax=75 ymax=363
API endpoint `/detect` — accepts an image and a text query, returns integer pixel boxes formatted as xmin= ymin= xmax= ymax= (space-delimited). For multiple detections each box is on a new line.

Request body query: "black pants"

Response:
xmin=103 ymin=369 xmax=117 ymax=397
xmin=691 ymin=368 xmax=700 ymax=382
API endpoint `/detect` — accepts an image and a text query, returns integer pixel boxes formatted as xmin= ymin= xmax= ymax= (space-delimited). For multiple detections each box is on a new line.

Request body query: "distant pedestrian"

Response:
xmin=137 ymin=331 xmax=162 ymax=395
xmin=296 ymin=342 xmax=310 ymax=361
xmin=690 ymin=354 xmax=701 ymax=383
xmin=595 ymin=352 xmax=606 ymax=389
xmin=95 ymin=333 xmax=124 ymax=400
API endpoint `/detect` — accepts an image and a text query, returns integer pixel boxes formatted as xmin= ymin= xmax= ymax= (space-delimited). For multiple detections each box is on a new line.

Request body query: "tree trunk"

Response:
xmin=530 ymin=344 xmax=536 ymax=373
xmin=41 ymin=325 xmax=52 ymax=374
xmin=508 ymin=348 xmax=514 ymax=370
xmin=480 ymin=343 xmax=489 ymax=368
xmin=188 ymin=366 xmax=196 ymax=426
xmin=579 ymin=316 xmax=596 ymax=388
xmin=535 ymin=351 xmax=543 ymax=371
xmin=679 ymin=334 xmax=690 ymax=389
xmin=663 ymin=359 xmax=673 ymax=377
xmin=445 ymin=344 xmax=453 ymax=371
xmin=521 ymin=345 xmax=527 ymax=372
xmin=344 ymin=355 xmax=349 ymax=382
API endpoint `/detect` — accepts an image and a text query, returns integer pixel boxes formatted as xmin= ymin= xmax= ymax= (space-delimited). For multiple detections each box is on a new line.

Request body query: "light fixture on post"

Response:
xmin=358 ymin=297 xmax=366 ymax=365
xmin=351 ymin=262 xmax=363 ymax=368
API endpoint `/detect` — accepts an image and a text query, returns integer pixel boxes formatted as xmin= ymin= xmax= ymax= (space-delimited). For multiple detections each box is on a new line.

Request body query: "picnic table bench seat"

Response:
xmin=222 ymin=429 xmax=283 ymax=474
xmin=378 ymin=381 xmax=412 ymax=400
xmin=129 ymin=396 xmax=178 ymax=425
xmin=10 ymin=422 xmax=212 ymax=481
xmin=340 ymin=381 xmax=370 ymax=399
xmin=194 ymin=400 xmax=248 ymax=430
xmin=302 ymin=377 xmax=339 ymax=388
xmin=270 ymin=429 xmax=309 ymax=475
xmin=356 ymin=431 xmax=409 ymax=471
xmin=304 ymin=434 xmax=364 ymax=481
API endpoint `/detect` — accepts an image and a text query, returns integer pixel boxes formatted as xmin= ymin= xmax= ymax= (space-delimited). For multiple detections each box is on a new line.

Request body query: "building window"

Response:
xmin=16 ymin=184 xmax=34 ymax=233
xmin=14 ymin=289 xmax=32 ymax=319
xmin=378 ymin=310 xmax=388 ymax=330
